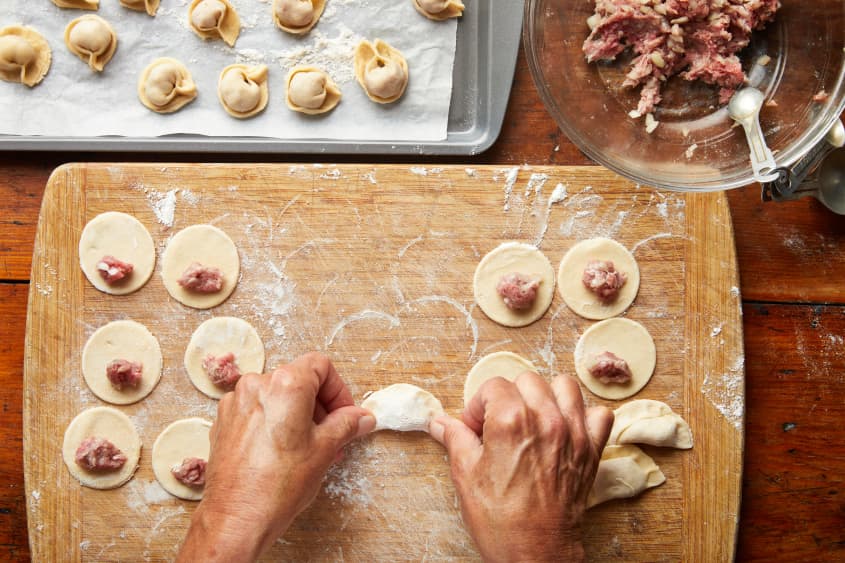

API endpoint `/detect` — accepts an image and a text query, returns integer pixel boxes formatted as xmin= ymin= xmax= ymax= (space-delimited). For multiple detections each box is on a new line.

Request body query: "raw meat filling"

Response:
xmin=171 ymin=457 xmax=207 ymax=487
xmin=589 ymin=351 xmax=633 ymax=384
xmin=105 ymin=359 xmax=143 ymax=391
xmin=582 ymin=259 xmax=627 ymax=301
xmin=74 ymin=436 xmax=127 ymax=471
xmin=178 ymin=262 xmax=224 ymax=293
xmin=96 ymin=255 xmax=134 ymax=284
xmin=203 ymin=352 xmax=242 ymax=390
xmin=496 ymin=272 xmax=541 ymax=311
xmin=583 ymin=0 xmax=781 ymax=115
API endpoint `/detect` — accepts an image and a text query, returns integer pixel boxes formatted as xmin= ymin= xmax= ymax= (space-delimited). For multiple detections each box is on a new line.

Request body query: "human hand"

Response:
xmin=429 ymin=373 xmax=613 ymax=563
xmin=177 ymin=352 xmax=375 ymax=562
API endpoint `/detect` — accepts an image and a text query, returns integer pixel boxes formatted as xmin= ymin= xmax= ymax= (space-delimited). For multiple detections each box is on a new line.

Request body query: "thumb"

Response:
xmin=314 ymin=406 xmax=376 ymax=455
xmin=429 ymin=415 xmax=481 ymax=463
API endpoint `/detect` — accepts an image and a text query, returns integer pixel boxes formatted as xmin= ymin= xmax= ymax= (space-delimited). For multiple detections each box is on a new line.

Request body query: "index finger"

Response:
xmin=288 ymin=352 xmax=356 ymax=413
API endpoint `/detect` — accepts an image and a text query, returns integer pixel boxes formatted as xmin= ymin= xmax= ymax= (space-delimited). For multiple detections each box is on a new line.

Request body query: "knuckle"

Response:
xmin=541 ymin=413 xmax=568 ymax=444
xmin=514 ymin=370 xmax=541 ymax=385
xmin=495 ymin=405 xmax=529 ymax=432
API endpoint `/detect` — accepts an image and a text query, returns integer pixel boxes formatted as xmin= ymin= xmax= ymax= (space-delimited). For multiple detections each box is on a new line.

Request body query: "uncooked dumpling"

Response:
xmin=587 ymin=445 xmax=665 ymax=508
xmin=217 ymin=64 xmax=269 ymax=119
xmin=120 ymin=0 xmax=159 ymax=16
xmin=362 ymin=383 xmax=445 ymax=434
xmin=189 ymin=0 xmax=240 ymax=47
xmin=64 ymin=15 xmax=117 ymax=72
xmin=609 ymin=399 xmax=693 ymax=449
xmin=272 ymin=0 xmax=326 ymax=35
xmin=52 ymin=0 xmax=99 ymax=10
xmin=413 ymin=0 xmax=464 ymax=20
xmin=0 ymin=26 xmax=52 ymax=87
xmin=285 ymin=66 xmax=341 ymax=115
xmin=138 ymin=58 xmax=198 ymax=114
xmin=354 ymin=39 xmax=409 ymax=104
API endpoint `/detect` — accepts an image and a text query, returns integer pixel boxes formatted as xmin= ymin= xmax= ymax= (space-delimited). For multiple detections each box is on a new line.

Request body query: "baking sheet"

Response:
xmin=1 ymin=0 xmax=457 ymax=141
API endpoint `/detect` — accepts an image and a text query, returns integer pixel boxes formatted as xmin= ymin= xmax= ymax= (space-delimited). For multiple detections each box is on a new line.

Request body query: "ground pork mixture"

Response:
xmin=583 ymin=0 xmax=781 ymax=116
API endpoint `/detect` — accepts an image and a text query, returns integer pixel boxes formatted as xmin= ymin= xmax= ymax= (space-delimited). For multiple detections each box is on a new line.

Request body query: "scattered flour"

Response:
xmin=501 ymin=167 xmax=520 ymax=211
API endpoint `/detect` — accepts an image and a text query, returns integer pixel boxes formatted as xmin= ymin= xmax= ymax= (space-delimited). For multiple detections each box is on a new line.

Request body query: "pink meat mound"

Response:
xmin=96 ymin=255 xmax=134 ymax=285
xmin=203 ymin=352 xmax=242 ymax=390
xmin=496 ymin=272 xmax=541 ymax=311
xmin=582 ymin=260 xmax=627 ymax=301
xmin=171 ymin=457 xmax=207 ymax=487
xmin=589 ymin=351 xmax=633 ymax=384
xmin=178 ymin=262 xmax=224 ymax=293
xmin=105 ymin=359 xmax=143 ymax=391
xmin=75 ymin=436 xmax=127 ymax=471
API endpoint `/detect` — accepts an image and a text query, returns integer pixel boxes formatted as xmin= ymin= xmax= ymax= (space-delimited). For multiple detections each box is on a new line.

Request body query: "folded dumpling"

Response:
xmin=51 ymin=0 xmax=99 ymax=10
xmin=138 ymin=58 xmax=198 ymax=114
xmin=189 ymin=0 xmax=240 ymax=47
xmin=272 ymin=0 xmax=325 ymax=35
xmin=285 ymin=66 xmax=341 ymax=115
xmin=588 ymin=445 xmax=666 ymax=508
xmin=413 ymin=0 xmax=464 ymax=21
xmin=119 ymin=0 xmax=159 ymax=16
xmin=353 ymin=39 xmax=409 ymax=104
xmin=218 ymin=64 xmax=269 ymax=119
xmin=0 ymin=26 xmax=52 ymax=88
xmin=64 ymin=15 xmax=117 ymax=72
xmin=609 ymin=399 xmax=694 ymax=449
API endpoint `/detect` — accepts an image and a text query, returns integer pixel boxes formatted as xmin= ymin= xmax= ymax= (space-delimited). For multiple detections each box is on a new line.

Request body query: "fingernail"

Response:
xmin=429 ymin=418 xmax=445 ymax=444
xmin=356 ymin=415 xmax=376 ymax=437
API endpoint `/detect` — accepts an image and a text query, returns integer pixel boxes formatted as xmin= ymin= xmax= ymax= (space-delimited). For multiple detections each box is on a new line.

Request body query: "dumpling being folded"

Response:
xmin=217 ymin=64 xmax=269 ymax=119
xmin=272 ymin=0 xmax=326 ymax=35
xmin=609 ymin=399 xmax=693 ymax=449
xmin=119 ymin=0 xmax=159 ymax=16
xmin=587 ymin=445 xmax=666 ymax=508
xmin=285 ymin=66 xmax=341 ymax=115
xmin=353 ymin=39 xmax=409 ymax=104
xmin=189 ymin=0 xmax=240 ymax=47
xmin=51 ymin=0 xmax=99 ymax=10
xmin=0 ymin=26 xmax=52 ymax=88
xmin=413 ymin=0 xmax=464 ymax=21
xmin=64 ymin=15 xmax=117 ymax=72
xmin=138 ymin=58 xmax=198 ymax=114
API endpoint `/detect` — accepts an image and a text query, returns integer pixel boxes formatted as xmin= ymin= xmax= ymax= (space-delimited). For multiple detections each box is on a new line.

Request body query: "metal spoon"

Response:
xmin=728 ymin=87 xmax=780 ymax=183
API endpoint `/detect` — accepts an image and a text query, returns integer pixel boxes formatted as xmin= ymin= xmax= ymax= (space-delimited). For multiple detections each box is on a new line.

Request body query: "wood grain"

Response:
xmin=25 ymin=163 xmax=742 ymax=561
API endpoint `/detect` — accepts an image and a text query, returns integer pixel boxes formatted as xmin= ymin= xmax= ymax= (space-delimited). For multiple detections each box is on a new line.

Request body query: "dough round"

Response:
xmin=0 ymin=26 xmax=52 ymax=87
xmin=557 ymin=237 xmax=640 ymax=320
xmin=64 ymin=14 xmax=117 ymax=72
xmin=152 ymin=418 xmax=212 ymax=501
xmin=464 ymin=351 xmax=537 ymax=406
xmin=362 ymin=383 xmax=445 ymax=433
xmin=62 ymin=406 xmax=141 ymax=490
xmin=473 ymin=242 xmax=555 ymax=327
xmin=574 ymin=318 xmax=656 ymax=400
xmin=82 ymin=320 xmax=162 ymax=405
xmin=78 ymin=211 xmax=156 ymax=295
xmin=161 ymin=224 xmax=240 ymax=309
xmin=218 ymin=63 xmax=269 ymax=119
xmin=138 ymin=57 xmax=198 ymax=114
xmin=184 ymin=317 xmax=265 ymax=399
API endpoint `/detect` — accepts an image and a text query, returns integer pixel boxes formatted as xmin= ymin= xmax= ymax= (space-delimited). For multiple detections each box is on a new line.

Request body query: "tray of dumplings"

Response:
xmin=0 ymin=0 xmax=522 ymax=154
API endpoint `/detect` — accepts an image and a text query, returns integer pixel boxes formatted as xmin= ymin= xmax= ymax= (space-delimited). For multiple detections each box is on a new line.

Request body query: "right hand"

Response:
xmin=429 ymin=372 xmax=613 ymax=562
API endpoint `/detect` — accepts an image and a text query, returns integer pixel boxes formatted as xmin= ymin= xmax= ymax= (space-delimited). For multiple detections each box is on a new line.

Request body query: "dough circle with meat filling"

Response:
xmin=285 ymin=66 xmax=341 ymax=114
xmin=473 ymin=242 xmax=555 ymax=328
xmin=272 ymin=0 xmax=326 ymax=35
xmin=184 ymin=317 xmax=265 ymax=399
xmin=62 ymin=406 xmax=141 ymax=490
xmin=0 ymin=26 xmax=52 ymax=87
xmin=464 ymin=351 xmax=537 ymax=407
xmin=152 ymin=418 xmax=212 ymax=500
xmin=413 ymin=0 xmax=464 ymax=21
xmin=218 ymin=63 xmax=269 ymax=118
xmin=354 ymin=39 xmax=409 ymax=104
xmin=120 ymin=0 xmax=160 ymax=16
xmin=161 ymin=224 xmax=240 ymax=309
xmin=188 ymin=0 xmax=240 ymax=47
xmin=574 ymin=317 xmax=656 ymax=400
xmin=138 ymin=57 xmax=198 ymax=114
xmin=82 ymin=320 xmax=162 ymax=405
xmin=557 ymin=237 xmax=639 ymax=320
xmin=78 ymin=211 xmax=156 ymax=295
xmin=64 ymin=15 xmax=117 ymax=72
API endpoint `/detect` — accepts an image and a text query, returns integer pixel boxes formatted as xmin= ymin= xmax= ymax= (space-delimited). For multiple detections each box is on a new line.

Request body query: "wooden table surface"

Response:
xmin=2 ymin=48 xmax=844 ymax=561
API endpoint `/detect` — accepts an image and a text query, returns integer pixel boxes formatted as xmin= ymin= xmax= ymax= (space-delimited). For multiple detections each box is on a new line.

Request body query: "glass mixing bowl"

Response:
xmin=524 ymin=0 xmax=845 ymax=191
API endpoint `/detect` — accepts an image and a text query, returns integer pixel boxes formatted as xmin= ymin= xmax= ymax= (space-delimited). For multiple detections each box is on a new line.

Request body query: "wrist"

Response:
xmin=480 ymin=529 xmax=585 ymax=563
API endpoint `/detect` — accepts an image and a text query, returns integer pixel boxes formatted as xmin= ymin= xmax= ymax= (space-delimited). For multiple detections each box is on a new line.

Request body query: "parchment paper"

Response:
xmin=1 ymin=0 xmax=458 ymax=141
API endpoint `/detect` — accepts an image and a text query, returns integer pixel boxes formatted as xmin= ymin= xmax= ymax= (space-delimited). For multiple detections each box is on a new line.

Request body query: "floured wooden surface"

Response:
xmin=25 ymin=164 xmax=743 ymax=561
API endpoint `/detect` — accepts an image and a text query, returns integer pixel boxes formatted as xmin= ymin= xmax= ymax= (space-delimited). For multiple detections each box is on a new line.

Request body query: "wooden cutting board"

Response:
xmin=24 ymin=163 xmax=744 ymax=561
